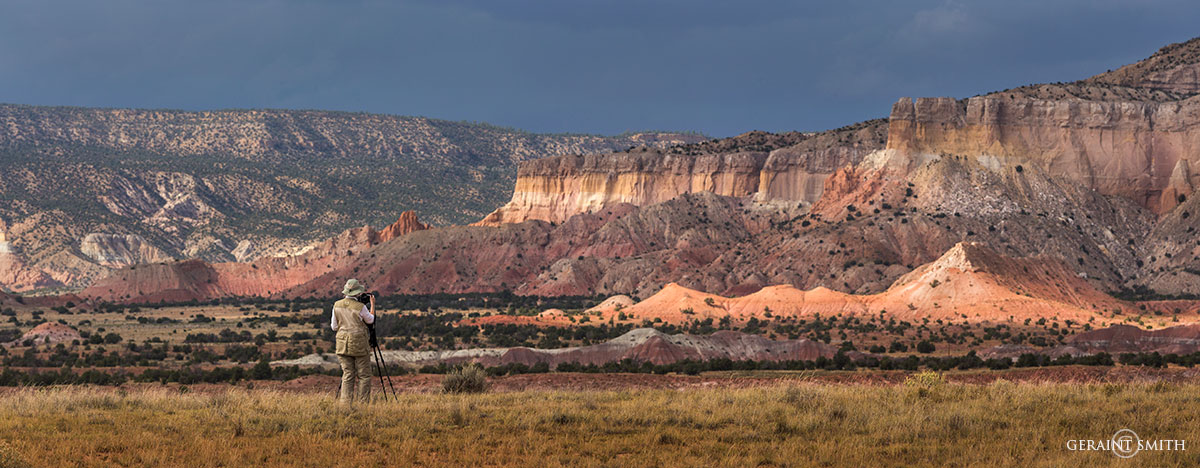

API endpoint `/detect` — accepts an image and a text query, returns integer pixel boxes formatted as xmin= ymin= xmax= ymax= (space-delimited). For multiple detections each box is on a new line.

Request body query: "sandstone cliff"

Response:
xmin=475 ymin=149 xmax=766 ymax=225
xmin=478 ymin=37 xmax=1200 ymax=227
xmin=881 ymin=38 xmax=1200 ymax=215
xmin=477 ymin=122 xmax=887 ymax=225
xmin=885 ymin=94 xmax=1200 ymax=213
xmin=85 ymin=136 xmax=1165 ymax=303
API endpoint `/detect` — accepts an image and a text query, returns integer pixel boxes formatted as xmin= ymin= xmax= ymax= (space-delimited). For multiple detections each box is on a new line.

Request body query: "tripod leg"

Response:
xmin=372 ymin=352 xmax=388 ymax=402
xmin=375 ymin=346 xmax=396 ymax=399
xmin=376 ymin=347 xmax=399 ymax=399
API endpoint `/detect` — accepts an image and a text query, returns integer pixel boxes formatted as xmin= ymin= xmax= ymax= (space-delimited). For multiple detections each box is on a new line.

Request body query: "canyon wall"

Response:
xmin=478 ymin=122 xmax=887 ymax=225
xmin=484 ymin=88 xmax=1200 ymax=226
xmin=479 ymin=39 xmax=1200 ymax=227
xmin=887 ymin=95 xmax=1200 ymax=213
xmin=476 ymin=150 xmax=766 ymax=226
xmin=756 ymin=120 xmax=887 ymax=202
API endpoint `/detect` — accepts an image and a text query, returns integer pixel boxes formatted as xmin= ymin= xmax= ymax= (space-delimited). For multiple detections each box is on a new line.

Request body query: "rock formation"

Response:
xmin=474 ymin=149 xmax=766 ymax=225
xmin=80 ymin=233 xmax=172 ymax=268
xmin=230 ymin=240 xmax=257 ymax=263
xmin=8 ymin=322 xmax=82 ymax=347
xmin=375 ymin=210 xmax=430 ymax=244
xmin=885 ymin=94 xmax=1200 ymax=213
xmin=0 ymin=219 xmax=62 ymax=292
xmin=453 ymin=38 xmax=1200 ymax=299
xmin=0 ymin=251 xmax=62 ymax=292
xmin=1068 ymin=324 xmax=1200 ymax=354
xmin=610 ymin=242 xmax=1129 ymax=325
xmin=479 ymin=38 xmax=1200 ymax=223
xmin=81 ymin=212 xmax=429 ymax=302
xmin=477 ymin=122 xmax=886 ymax=226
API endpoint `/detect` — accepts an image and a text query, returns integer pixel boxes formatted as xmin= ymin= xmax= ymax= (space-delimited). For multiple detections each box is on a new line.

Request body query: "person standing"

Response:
xmin=331 ymin=278 xmax=375 ymax=404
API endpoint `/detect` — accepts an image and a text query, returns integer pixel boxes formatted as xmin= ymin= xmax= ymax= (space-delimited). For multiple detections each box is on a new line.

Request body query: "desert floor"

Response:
xmin=1 ymin=370 xmax=1198 ymax=467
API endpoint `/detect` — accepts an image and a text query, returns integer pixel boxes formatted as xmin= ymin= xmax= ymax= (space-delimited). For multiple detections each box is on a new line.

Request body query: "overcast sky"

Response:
xmin=1 ymin=0 xmax=1198 ymax=136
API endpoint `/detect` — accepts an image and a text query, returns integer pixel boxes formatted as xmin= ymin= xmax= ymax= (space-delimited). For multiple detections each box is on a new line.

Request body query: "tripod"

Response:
xmin=368 ymin=323 xmax=399 ymax=401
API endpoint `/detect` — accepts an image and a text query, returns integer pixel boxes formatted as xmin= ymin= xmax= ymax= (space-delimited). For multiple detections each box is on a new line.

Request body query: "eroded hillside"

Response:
xmin=0 ymin=105 xmax=702 ymax=291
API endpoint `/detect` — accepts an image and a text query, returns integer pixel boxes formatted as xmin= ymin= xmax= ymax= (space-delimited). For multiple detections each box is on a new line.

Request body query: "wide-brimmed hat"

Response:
xmin=342 ymin=278 xmax=366 ymax=297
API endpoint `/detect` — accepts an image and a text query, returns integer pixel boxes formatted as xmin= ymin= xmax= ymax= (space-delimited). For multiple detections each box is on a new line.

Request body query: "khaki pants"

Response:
xmin=337 ymin=354 xmax=373 ymax=404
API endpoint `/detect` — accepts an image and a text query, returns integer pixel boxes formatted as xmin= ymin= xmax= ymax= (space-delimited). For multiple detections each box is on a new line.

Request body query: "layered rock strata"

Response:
xmin=82 ymin=212 xmax=428 ymax=302
xmin=477 ymin=122 xmax=887 ymax=225
xmin=886 ymin=95 xmax=1200 ymax=213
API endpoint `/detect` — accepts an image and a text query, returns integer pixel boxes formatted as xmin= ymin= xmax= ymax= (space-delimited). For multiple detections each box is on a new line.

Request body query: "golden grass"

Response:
xmin=0 ymin=381 xmax=1198 ymax=467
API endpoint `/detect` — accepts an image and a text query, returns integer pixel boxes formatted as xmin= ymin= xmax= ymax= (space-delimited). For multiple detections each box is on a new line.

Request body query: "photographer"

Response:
xmin=330 ymin=278 xmax=375 ymax=404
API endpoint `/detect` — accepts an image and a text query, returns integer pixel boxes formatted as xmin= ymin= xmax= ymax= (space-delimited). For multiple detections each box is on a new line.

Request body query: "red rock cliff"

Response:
xmin=477 ymin=123 xmax=886 ymax=226
xmin=886 ymin=94 xmax=1200 ymax=213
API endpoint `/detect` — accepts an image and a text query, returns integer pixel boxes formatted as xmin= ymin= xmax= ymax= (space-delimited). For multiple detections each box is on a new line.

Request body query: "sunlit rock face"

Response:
xmin=886 ymin=94 xmax=1200 ymax=214
xmin=477 ymin=123 xmax=887 ymax=226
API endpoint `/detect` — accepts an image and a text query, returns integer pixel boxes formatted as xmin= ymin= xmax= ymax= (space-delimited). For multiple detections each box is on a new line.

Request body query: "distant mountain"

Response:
xmin=0 ymin=104 xmax=703 ymax=291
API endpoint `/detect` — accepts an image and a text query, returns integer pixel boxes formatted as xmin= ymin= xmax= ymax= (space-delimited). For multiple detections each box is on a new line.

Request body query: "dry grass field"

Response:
xmin=0 ymin=377 xmax=1197 ymax=467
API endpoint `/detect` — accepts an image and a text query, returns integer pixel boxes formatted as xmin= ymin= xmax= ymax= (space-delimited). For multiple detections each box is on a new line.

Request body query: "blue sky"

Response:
xmin=1 ymin=0 xmax=1197 ymax=136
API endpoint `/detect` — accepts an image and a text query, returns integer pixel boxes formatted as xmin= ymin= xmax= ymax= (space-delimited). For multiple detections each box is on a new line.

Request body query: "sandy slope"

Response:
xmin=612 ymin=242 xmax=1141 ymax=325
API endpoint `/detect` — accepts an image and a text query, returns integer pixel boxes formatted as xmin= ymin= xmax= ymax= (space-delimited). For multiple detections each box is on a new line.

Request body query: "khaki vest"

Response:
xmin=334 ymin=298 xmax=370 ymax=356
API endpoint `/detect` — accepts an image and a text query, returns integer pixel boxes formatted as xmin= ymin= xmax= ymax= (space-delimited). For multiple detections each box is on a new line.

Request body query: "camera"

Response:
xmin=355 ymin=292 xmax=374 ymax=304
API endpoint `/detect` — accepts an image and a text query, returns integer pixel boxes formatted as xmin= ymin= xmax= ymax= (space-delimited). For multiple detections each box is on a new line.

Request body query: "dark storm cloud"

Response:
xmin=0 ymin=0 xmax=1197 ymax=136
